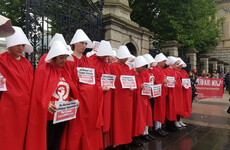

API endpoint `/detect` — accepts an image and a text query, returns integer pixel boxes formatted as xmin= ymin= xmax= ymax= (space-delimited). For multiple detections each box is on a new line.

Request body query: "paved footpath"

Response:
xmin=130 ymin=91 xmax=230 ymax=150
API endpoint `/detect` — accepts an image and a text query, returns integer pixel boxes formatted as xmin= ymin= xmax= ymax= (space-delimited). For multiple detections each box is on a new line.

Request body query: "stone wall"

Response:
xmin=0 ymin=40 xmax=6 ymax=54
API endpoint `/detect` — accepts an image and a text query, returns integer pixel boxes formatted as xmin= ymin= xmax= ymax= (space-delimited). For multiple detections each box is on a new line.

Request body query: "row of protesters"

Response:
xmin=0 ymin=19 xmax=193 ymax=150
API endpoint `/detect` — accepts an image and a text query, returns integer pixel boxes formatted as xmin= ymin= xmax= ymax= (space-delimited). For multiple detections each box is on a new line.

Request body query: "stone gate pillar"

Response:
xmin=186 ymin=48 xmax=198 ymax=69
xmin=218 ymin=61 xmax=225 ymax=73
xmin=200 ymin=54 xmax=209 ymax=73
xmin=209 ymin=58 xmax=218 ymax=71
xmin=224 ymin=63 xmax=230 ymax=73
xmin=162 ymin=40 xmax=179 ymax=57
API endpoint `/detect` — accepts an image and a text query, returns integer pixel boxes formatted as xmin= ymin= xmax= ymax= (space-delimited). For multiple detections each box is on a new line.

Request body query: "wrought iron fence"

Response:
xmin=26 ymin=0 xmax=104 ymax=68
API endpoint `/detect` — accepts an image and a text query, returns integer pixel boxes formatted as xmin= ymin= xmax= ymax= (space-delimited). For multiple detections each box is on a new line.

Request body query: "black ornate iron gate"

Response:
xmin=26 ymin=0 xmax=104 ymax=68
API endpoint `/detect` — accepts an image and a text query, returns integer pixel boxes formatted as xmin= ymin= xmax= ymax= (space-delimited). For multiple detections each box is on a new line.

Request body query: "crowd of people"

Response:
xmin=0 ymin=16 xmax=193 ymax=150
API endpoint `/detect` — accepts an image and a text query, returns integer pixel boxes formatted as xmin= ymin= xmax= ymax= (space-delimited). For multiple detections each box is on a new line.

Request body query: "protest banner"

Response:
xmin=120 ymin=75 xmax=137 ymax=89
xmin=196 ymin=77 xmax=224 ymax=99
xmin=77 ymin=67 xmax=95 ymax=85
xmin=53 ymin=100 xmax=79 ymax=124
xmin=101 ymin=74 xmax=116 ymax=88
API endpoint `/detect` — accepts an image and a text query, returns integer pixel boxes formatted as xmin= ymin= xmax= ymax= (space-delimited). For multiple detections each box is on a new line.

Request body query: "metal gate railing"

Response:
xmin=26 ymin=0 xmax=104 ymax=68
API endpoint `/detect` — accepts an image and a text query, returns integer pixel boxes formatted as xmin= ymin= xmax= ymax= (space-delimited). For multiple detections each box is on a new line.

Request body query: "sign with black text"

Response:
xmin=182 ymin=78 xmax=191 ymax=89
xmin=53 ymin=100 xmax=79 ymax=124
xmin=141 ymin=83 xmax=152 ymax=96
xmin=152 ymin=84 xmax=162 ymax=98
xmin=77 ymin=67 xmax=95 ymax=85
xmin=167 ymin=76 xmax=175 ymax=88
xmin=101 ymin=74 xmax=116 ymax=88
xmin=120 ymin=75 xmax=137 ymax=89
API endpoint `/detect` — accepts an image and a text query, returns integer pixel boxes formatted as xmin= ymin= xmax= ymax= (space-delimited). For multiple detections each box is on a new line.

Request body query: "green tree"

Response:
xmin=129 ymin=0 xmax=223 ymax=54
xmin=0 ymin=0 xmax=26 ymax=29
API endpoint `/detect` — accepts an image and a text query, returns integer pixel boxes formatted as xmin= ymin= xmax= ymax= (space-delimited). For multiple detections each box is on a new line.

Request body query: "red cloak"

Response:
xmin=150 ymin=66 xmax=166 ymax=123
xmin=66 ymin=55 xmax=102 ymax=150
xmin=25 ymin=59 xmax=79 ymax=150
xmin=164 ymin=67 xmax=178 ymax=121
xmin=89 ymin=54 xmax=112 ymax=148
xmin=133 ymin=69 xmax=153 ymax=137
xmin=175 ymin=70 xmax=184 ymax=116
xmin=179 ymin=69 xmax=192 ymax=118
xmin=110 ymin=62 xmax=134 ymax=146
xmin=0 ymin=52 xmax=33 ymax=150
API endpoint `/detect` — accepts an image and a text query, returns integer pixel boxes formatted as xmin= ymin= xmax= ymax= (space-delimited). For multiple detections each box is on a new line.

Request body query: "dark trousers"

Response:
xmin=47 ymin=121 xmax=66 ymax=150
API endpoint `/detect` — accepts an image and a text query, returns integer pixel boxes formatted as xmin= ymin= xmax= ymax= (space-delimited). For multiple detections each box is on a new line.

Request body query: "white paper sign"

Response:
xmin=182 ymin=78 xmax=191 ymax=89
xmin=120 ymin=75 xmax=137 ymax=89
xmin=53 ymin=100 xmax=79 ymax=124
xmin=77 ymin=67 xmax=95 ymax=85
xmin=152 ymin=84 xmax=162 ymax=98
xmin=0 ymin=73 xmax=7 ymax=91
xmin=167 ymin=76 xmax=175 ymax=88
xmin=141 ymin=83 xmax=152 ymax=96
xmin=101 ymin=74 xmax=116 ymax=89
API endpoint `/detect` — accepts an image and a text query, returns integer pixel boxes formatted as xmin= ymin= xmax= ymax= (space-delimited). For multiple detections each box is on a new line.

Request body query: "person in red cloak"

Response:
xmin=25 ymin=41 xmax=79 ymax=150
xmin=110 ymin=45 xmax=135 ymax=148
xmin=164 ymin=56 xmax=182 ymax=131
xmin=0 ymin=26 xmax=34 ymax=150
xmin=89 ymin=40 xmax=115 ymax=149
xmin=177 ymin=58 xmax=192 ymax=126
xmin=149 ymin=53 xmax=168 ymax=137
xmin=66 ymin=29 xmax=102 ymax=150
xmin=132 ymin=56 xmax=155 ymax=147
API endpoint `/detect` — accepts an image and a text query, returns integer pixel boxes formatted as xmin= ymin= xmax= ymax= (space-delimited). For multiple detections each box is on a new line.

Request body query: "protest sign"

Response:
xmin=77 ymin=67 xmax=95 ymax=85
xmin=120 ymin=75 xmax=137 ymax=89
xmin=101 ymin=74 xmax=116 ymax=88
xmin=53 ymin=100 xmax=79 ymax=124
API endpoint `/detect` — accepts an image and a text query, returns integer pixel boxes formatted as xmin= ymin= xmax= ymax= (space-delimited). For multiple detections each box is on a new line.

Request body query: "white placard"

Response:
xmin=167 ymin=76 xmax=175 ymax=88
xmin=77 ymin=67 xmax=95 ymax=85
xmin=141 ymin=83 xmax=152 ymax=96
xmin=120 ymin=75 xmax=137 ymax=89
xmin=182 ymin=78 xmax=191 ymax=89
xmin=101 ymin=74 xmax=116 ymax=89
xmin=152 ymin=84 xmax=162 ymax=98
xmin=0 ymin=73 xmax=7 ymax=91
xmin=53 ymin=100 xmax=79 ymax=124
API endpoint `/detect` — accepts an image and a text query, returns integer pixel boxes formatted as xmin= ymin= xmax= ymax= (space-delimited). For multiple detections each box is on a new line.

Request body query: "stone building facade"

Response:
xmin=102 ymin=0 xmax=152 ymax=56
xmin=207 ymin=1 xmax=230 ymax=73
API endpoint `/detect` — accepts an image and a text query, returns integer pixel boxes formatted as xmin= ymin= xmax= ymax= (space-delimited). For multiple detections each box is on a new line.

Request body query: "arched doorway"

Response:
xmin=126 ymin=42 xmax=137 ymax=56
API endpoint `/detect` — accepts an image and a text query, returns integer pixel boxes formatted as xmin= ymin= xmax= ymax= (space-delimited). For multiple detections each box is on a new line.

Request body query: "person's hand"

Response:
xmin=148 ymin=95 xmax=153 ymax=99
xmin=164 ymin=79 xmax=168 ymax=84
xmin=141 ymin=83 xmax=145 ymax=89
xmin=3 ymin=78 xmax=6 ymax=84
xmin=103 ymin=86 xmax=110 ymax=92
xmin=48 ymin=102 xmax=57 ymax=114
xmin=129 ymin=87 xmax=134 ymax=92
